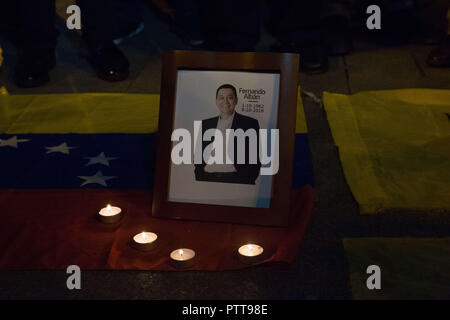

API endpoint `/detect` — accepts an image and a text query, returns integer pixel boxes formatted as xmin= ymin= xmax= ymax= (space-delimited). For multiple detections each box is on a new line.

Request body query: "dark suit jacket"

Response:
xmin=194 ymin=112 xmax=261 ymax=184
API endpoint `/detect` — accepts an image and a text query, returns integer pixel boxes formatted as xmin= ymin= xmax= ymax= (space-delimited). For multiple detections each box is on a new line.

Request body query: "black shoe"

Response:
xmin=86 ymin=41 xmax=129 ymax=82
xmin=15 ymin=49 xmax=56 ymax=88
xmin=271 ymin=41 xmax=329 ymax=74
xmin=427 ymin=35 xmax=450 ymax=68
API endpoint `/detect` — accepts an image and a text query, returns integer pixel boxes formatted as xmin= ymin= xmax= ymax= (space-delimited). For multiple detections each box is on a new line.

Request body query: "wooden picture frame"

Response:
xmin=152 ymin=50 xmax=299 ymax=227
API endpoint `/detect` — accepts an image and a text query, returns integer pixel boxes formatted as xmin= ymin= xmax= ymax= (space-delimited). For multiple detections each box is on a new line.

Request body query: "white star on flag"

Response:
xmin=45 ymin=142 xmax=77 ymax=154
xmin=0 ymin=136 xmax=29 ymax=148
xmin=78 ymin=170 xmax=117 ymax=187
xmin=84 ymin=152 xmax=118 ymax=167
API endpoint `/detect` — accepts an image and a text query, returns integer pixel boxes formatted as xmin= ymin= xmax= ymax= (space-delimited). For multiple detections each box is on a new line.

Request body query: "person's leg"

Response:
xmin=321 ymin=0 xmax=353 ymax=55
xmin=110 ymin=0 xmax=143 ymax=44
xmin=14 ymin=0 xmax=57 ymax=87
xmin=269 ymin=0 xmax=323 ymax=44
xmin=268 ymin=0 xmax=328 ymax=74
xmin=173 ymin=0 xmax=206 ymax=47
xmin=427 ymin=6 xmax=450 ymax=67
xmin=76 ymin=0 xmax=130 ymax=81
xmin=203 ymin=0 xmax=260 ymax=51
xmin=0 ymin=3 xmax=20 ymax=43
xmin=416 ymin=0 xmax=449 ymax=44
xmin=76 ymin=0 xmax=117 ymax=45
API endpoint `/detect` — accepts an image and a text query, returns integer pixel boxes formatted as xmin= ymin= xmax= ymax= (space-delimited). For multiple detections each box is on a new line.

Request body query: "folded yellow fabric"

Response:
xmin=0 ymin=93 xmax=160 ymax=133
xmin=324 ymin=89 xmax=450 ymax=214
xmin=0 ymin=88 xmax=307 ymax=134
xmin=343 ymin=237 xmax=450 ymax=299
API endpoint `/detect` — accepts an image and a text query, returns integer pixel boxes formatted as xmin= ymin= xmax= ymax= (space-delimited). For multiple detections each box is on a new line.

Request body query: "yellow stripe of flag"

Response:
xmin=0 ymin=90 xmax=307 ymax=134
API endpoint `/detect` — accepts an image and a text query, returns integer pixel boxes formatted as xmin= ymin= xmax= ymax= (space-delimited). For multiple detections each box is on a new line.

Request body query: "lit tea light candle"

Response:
xmin=132 ymin=232 xmax=158 ymax=251
xmin=98 ymin=204 xmax=122 ymax=224
xmin=239 ymin=244 xmax=263 ymax=257
xmin=170 ymin=248 xmax=195 ymax=268
xmin=238 ymin=244 xmax=264 ymax=264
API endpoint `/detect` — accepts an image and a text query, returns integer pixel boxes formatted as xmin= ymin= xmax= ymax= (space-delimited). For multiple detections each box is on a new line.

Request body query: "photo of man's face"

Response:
xmin=216 ymin=88 xmax=237 ymax=116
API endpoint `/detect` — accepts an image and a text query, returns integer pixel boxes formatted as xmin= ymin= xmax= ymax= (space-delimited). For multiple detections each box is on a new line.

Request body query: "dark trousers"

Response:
xmin=267 ymin=0 xmax=324 ymax=43
xmin=203 ymin=0 xmax=324 ymax=49
xmin=17 ymin=0 xmax=57 ymax=50
xmin=203 ymin=0 xmax=261 ymax=49
xmin=173 ymin=0 xmax=204 ymax=40
xmin=16 ymin=0 xmax=130 ymax=51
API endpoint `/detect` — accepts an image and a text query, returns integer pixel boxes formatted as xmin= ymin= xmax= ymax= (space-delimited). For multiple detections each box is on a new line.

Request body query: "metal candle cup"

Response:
xmin=170 ymin=248 xmax=195 ymax=269
xmin=237 ymin=244 xmax=264 ymax=264
xmin=132 ymin=232 xmax=158 ymax=251
xmin=98 ymin=204 xmax=122 ymax=224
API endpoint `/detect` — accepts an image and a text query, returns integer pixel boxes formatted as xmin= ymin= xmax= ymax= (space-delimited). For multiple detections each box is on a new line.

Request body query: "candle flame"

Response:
xmin=248 ymin=245 xmax=254 ymax=251
xmin=142 ymin=232 xmax=147 ymax=239
xmin=179 ymin=249 xmax=184 ymax=256
xmin=107 ymin=204 xmax=111 ymax=211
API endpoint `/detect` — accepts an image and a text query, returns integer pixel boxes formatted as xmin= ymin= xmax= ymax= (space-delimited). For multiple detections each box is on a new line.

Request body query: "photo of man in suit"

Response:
xmin=194 ymin=84 xmax=261 ymax=185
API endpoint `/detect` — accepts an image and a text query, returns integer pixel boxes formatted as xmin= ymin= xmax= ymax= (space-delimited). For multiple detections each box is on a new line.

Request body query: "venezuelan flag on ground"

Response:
xmin=0 ymin=90 xmax=314 ymax=270
xmin=324 ymin=89 xmax=450 ymax=214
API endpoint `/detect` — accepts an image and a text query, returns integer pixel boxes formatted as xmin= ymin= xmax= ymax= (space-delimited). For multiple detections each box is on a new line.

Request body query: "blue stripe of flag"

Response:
xmin=0 ymin=133 xmax=313 ymax=189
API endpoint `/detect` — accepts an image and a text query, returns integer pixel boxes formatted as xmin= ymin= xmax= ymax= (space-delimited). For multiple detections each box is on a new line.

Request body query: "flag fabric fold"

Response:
xmin=323 ymin=89 xmax=450 ymax=214
xmin=0 ymin=90 xmax=314 ymax=270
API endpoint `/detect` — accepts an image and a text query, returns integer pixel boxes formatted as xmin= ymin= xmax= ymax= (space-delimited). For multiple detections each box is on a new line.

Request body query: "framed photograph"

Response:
xmin=153 ymin=50 xmax=299 ymax=226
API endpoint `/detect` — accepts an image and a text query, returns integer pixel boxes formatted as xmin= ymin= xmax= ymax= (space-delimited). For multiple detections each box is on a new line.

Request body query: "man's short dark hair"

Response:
xmin=216 ymin=84 xmax=237 ymax=99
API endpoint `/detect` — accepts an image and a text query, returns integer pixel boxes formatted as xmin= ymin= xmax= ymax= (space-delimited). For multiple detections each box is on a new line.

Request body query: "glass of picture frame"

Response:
xmin=152 ymin=50 xmax=299 ymax=227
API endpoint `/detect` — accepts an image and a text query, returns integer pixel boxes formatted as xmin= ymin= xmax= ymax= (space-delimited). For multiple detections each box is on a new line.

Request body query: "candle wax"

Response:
xmin=170 ymin=248 xmax=195 ymax=261
xmin=99 ymin=205 xmax=121 ymax=217
xmin=133 ymin=232 xmax=157 ymax=244
xmin=238 ymin=244 xmax=264 ymax=257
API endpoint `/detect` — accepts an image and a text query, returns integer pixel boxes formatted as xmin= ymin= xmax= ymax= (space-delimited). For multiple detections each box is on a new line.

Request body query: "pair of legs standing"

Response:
xmin=15 ymin=0 xmax=131 ymax=87
xmin=204 ymin=0 xmax=328 ymax=73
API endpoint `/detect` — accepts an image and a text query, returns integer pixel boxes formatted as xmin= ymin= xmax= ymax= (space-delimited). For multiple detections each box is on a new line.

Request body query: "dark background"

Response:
xmin=0 ymin=0 xmax=449 ymax=299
